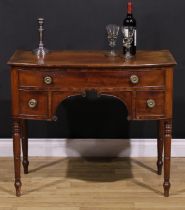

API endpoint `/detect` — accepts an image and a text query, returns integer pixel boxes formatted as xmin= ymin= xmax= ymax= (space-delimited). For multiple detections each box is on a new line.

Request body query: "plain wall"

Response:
xmin=0 ymin=0 xmax=184 ymax=138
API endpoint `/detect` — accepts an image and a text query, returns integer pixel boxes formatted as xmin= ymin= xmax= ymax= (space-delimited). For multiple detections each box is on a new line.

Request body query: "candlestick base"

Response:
xmin=33 ymin=47 xmax=49 ymax=57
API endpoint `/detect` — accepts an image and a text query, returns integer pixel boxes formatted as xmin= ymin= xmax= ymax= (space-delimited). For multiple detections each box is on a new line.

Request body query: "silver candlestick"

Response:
xmin=33 ymin=18 xmax=49 ymax=57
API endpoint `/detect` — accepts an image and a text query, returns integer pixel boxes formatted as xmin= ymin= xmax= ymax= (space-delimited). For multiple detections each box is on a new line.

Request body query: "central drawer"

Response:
xmin=18 ymin=68 xmax=165 ymax=89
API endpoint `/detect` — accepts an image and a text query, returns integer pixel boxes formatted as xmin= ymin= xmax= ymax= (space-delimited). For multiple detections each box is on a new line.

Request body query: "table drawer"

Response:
xmin=18 ymin=69 xmax=165 ymax=89
xmin=136 ymin=91 xmax=165 ymax=118
xmin=19 ymin=90 xmax=48 ymax=116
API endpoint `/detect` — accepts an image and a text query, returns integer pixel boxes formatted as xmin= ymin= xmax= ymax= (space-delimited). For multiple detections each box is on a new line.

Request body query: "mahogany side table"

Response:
xmin=8 ymin=50 xmax=176 ymax=197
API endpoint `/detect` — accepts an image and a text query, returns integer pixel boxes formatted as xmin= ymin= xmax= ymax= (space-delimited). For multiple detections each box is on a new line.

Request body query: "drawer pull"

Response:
xmin=44 ymin=76 xmax=53 ymax=85
xmin=28 ymin=99 xmax=38 ymax=108
xmin=147 ymin=99 xmax=156 ymax=108
xmin=130 ymin=75 xmax=139 ymax=84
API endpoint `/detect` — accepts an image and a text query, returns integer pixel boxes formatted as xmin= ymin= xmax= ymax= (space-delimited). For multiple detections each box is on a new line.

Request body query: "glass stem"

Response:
xmin=111 ymin=46 xmax=116 ymax=55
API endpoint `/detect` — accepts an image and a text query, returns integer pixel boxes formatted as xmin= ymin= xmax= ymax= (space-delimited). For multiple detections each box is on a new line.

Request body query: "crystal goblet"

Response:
xmin=106 ymin=24 xmax=120 ymax=57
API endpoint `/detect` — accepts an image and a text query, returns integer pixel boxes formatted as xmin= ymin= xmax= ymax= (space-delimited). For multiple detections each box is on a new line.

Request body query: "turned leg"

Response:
xmin=21 ymin=120 xmax=29 ymax=174
xmin=13 ymin=119 xmax=22 ymax=197
xmin=157 ymin=120 xmax=164 ymax=175
xmin=163 ymin=119 xmax=172 ymax=197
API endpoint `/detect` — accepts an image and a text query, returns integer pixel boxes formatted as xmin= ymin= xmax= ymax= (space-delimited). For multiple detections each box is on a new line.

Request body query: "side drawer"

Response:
xmin=136 ymin=91 xmax=165 ymax=118
xmin=19 ymin=90 xmax=48 ymax=117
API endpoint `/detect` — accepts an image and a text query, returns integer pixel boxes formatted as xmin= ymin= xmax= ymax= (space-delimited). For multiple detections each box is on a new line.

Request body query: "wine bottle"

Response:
xmin=123 ymin=1 xmax=137 ymax=56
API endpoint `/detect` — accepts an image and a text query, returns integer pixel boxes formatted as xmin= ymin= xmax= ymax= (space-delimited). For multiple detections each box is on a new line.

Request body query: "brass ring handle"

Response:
xmin=28 ymin=99 xmax=38 ymax=109
xmin=130 ymin=75 xmax=139 ymax=84
xmin=147 ymin=99 xmax=156 ymax=108
xmin=44 ymin=76 xmax=53 ymax=85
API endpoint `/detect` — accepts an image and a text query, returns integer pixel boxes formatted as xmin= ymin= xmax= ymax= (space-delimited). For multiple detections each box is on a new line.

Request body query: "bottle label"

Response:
xmin=124 ymin=28 xmax=129 ymax=38
xmin=123 ymin=27 xmax=136 ymax=46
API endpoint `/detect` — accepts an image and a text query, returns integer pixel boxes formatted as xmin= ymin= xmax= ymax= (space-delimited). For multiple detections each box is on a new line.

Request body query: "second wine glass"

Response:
xmin=122 ymin=26 xmax=134 ymax=60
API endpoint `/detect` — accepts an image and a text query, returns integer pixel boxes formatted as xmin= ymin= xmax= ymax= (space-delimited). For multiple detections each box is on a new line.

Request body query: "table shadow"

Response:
xmin=24 ymin=157 xmax=164 ymax=196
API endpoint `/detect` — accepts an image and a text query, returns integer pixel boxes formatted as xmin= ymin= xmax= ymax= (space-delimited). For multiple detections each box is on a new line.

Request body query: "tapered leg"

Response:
xmin=21 ymin=120 xmax=29 ymax=174
xmin=157 ymin=120 xmax=164 ymax=175
xmin=13 ymin=119 xmax=22 ymax=197
xmin=163 ymin=119 xmax=172 ymax=197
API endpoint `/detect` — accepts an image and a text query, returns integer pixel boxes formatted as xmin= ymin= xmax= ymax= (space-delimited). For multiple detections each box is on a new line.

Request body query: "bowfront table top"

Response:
xmin=8 ymin=50 xmax=176 ymax=197
xmin=8 ymin=50 xmax=176 ymax=68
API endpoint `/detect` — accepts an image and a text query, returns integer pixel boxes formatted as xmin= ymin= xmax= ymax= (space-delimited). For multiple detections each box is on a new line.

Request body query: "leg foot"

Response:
xmin=163 ymin=181 xmax=171 ymax=197
xmin=157 ymin=160 xmax=163 ymax=175
xmin=15 ymin=180 xmax=22 ymax=197
xmin=22 ymin=160 xmax=29 ymax=174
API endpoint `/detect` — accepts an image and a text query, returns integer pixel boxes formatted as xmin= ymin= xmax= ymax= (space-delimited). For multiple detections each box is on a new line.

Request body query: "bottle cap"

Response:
xmin=128 ymin=1 xmax=132 ymax=14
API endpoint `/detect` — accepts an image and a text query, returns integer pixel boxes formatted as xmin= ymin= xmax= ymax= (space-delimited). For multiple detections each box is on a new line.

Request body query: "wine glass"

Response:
xmin=122 ymin=26 xmax=134 ymax=59
xmin=106 ymin=24 xmax=120 ymax=57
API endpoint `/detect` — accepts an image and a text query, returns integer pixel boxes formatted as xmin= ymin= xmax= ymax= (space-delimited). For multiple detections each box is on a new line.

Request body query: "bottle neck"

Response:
xmin=127 ymin=1 xmax=133 ymax=15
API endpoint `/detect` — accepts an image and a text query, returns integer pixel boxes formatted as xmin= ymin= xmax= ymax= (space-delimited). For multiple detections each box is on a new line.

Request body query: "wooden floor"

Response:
xmin=0 ymin=157 xmax=185 ymax=210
